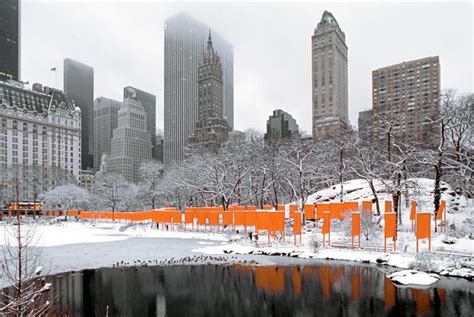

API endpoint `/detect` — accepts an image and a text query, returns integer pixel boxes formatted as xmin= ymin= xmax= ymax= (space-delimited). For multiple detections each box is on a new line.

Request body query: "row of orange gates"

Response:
xmin=66 ymin=199 xmax=447 ymax=253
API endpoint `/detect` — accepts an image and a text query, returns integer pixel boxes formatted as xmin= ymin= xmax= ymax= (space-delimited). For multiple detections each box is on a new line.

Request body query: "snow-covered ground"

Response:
xmin=0 ymin=178 xmax=472 ymax=285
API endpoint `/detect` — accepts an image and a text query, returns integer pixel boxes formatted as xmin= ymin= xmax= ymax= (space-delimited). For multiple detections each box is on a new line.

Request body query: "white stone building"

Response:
xmin=0 ymin=75 xmax=81 ymax=203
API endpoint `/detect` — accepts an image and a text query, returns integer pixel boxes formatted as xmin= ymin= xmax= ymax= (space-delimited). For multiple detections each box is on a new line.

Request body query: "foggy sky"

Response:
xmin=20 ymin=0 xmax=473 ymax=134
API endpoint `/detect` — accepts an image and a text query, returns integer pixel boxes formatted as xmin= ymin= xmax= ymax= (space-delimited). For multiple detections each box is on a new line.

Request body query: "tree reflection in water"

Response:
xmin=39 ymin=263 xmax=473 ymax=316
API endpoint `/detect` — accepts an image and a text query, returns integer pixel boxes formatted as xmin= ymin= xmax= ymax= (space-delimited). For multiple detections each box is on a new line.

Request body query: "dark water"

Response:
xmin=44 ymin=263 xmax=473 ymax=316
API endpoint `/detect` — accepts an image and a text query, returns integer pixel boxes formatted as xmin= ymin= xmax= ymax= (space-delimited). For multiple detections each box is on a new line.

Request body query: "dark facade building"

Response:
xmin=0 ymin=0 xmax=20 ymax=80
xmin=123 ymin=86 xmax=157 ymax=160
xmin=311 ymin=11 xmax=349 ymax=141
xmin=93 ymin=97 xmax=121 ymax=171
xmin=188 ymin=31 xmax=230 ymax=151
xmin=264 ymin=109 xmax=299 ymax=141
xmin=357 ymin=109 xmax=373 ymax=142
xmin=64 ymin=58 xmax=94 ymax=170
xmin=164 ymin=13 xmax=234 ymax=164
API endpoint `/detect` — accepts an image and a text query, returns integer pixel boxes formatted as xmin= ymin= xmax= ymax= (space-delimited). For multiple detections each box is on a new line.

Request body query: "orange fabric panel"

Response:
xmin=410 ymin=201 xmax=417 ymax=220
xmin=384 ymin=212 xmax=397 ymax=239
xmin=436 ymin=200 xmax=446 ymax=220
xmin=416 ymin=213 xmax=431 ymax=239
xmin=276 ymin=205 xmax=285 ymax=211
xmin=246 ymin=211 xmax=258 ymax=229
xmin=385 ymin=200 xmax=392 ymax=213
xmin=162 ymin=211 xmax=172 ymax=223
xmin=67 ymin=210 xmax=79 ymax=217
xmin=233 ymin=211 xmax=245 ymax=226
xmin=384 ymin=277 xmax=396 ymax=308
xmin=262 ymin=204 xmax=272 ymax=210
xmin=329 ymin=203 xmax=339 ymax=219
xmin=184 ymin=210 xmax=194 ymax=224
xmin=196 ymin=210 xmax=207 ymax=225
xmin=322 ymin=211 xmax=331 ymax=234
xmin=204 ymin=208 xmax=211 ymax=224
xmin=361 ymin=201 xmax=372 ymax=214
xmin=272 ymin=212 xmax=285 ymax=232
xmin=352 ymin=212 xmax=360 ymax=237
xmin=289 ymin=204 xmax=298 ymax=212
xmin=256 ymin=212 xmax=270 ymax=232
xmin=246 ymin=205 xmax=257 ymax=211
xmin=316 ymin=204 xmax=329 ymax=219
xmin=344 ymin=202 xmax=359 ymax=213
xmin=304 ymin=204 xmax=315 ymax=220
xmin=209 ymin=211 xmax=219 ymax=225
xmin=222 ymin=212 xmax=233 ymax=226
xmin=293 ymin=212 xmax=302 ymax=234
xmin=172 ymin=211 xmax=182 ymax=224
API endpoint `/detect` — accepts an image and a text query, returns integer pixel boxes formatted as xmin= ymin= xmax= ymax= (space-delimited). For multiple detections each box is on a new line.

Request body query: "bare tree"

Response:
xmin=350 ymin=142 xmax=383 ymax=215
xmin=139 ymin=161 xmax=164 ymax=209
xmin=1 ymin=184 xmax=53 ymax=315
xmin=41 ymin=184 xmax=91 ymax=219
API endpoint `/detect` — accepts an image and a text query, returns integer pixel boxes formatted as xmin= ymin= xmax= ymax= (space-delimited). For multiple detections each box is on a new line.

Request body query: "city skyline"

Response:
xmin=19 ymin=1 xmax=473 ymax=134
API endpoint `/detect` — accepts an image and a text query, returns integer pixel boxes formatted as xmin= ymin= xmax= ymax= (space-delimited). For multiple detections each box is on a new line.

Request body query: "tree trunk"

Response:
xmin=368 ymin=180 xmax=381 ymax=215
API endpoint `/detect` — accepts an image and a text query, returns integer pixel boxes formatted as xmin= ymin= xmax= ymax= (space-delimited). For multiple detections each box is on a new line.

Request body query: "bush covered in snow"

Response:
xmin=409 ymin=252 xmax=437 ymax=272
xmin=308 ymin=233 xmax=322 ymax=254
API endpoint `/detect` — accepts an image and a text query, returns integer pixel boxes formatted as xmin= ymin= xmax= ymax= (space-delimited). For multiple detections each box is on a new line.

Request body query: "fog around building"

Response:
xmin=21 ymin=0 xmax=473 ymax=134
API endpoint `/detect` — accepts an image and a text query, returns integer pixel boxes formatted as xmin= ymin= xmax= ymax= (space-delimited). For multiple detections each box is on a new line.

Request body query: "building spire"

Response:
xmin=207 ymin=29 xmax=214 ymax=58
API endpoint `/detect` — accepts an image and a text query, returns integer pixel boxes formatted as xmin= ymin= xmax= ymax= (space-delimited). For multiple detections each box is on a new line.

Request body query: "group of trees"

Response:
xmin=18 ymin=91 xmax=474 ymax=224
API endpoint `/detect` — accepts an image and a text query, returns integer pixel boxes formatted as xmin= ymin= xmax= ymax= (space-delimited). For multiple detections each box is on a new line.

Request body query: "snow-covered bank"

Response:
xmin=193 ymin=242 xmax=473 ymax=280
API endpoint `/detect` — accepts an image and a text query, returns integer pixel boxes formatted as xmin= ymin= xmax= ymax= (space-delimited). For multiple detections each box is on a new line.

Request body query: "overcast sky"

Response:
xmin=21 ymin=0 xmax=473 ymax=134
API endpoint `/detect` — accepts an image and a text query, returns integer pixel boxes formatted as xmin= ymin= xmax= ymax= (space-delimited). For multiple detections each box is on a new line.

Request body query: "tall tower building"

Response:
xmin=189 ymin=31 xmax=230 ymax=150
xmin=264 ymin=109 xmax=300 ymax=142
xmin=123 ymin=86 xmax=157 ymax=160
xmin=64 ymin=58 xmax=94 ymax=170
xmin=311 ymin=11 xmax=348 ymax=140
xmin=107 ymin=98 xmax=152 ymax=183
xmin=93 ymin=97 xmax=121 ymax=171
xmin=371 ymin=56 xmax=440 ymax=147
xmin=0 ymin=0 xmax=20 ymax=80
xmin=164 ymin=13 xmax=234 ymax=164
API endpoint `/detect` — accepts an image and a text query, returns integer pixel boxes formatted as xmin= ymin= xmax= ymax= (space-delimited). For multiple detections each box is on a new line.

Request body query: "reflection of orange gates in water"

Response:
xmin=384 ymin=277 xmax=396 ymax=309
xmin=411 ymin=289 xmax=431 ymax=315
xmin=351 ymin=267 xmax=360 ymax=302
xmin=255 ymin=266 xmax=285 ymax=295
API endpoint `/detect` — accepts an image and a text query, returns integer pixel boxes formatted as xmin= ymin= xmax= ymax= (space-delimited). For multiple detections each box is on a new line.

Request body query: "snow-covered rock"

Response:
xmin=388 ymin=270 xmax=440 ymax=286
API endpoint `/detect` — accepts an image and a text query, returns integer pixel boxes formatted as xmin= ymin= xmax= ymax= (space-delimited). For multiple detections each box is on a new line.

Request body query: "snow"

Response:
xmin=0 ymin=221 xmax=228 ymax=247
xmin=0 ymin=177 xmax=472 ymax=285
xmin=388 ymin=270 xmax=440 ymax=286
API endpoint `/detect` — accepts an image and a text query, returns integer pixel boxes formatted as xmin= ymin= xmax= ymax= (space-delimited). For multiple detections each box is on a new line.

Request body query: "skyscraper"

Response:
xmin=311 ymin=11 xmax=348 ymax=140
xmin=371 ymin=56 xmax=440 ymax=147
xmin=189 ymin=31 xmax=230 ymax=151
xmin=123 ymin=86 xmax=157 ymax=159
xmin=64 ymin=58 xmax=94 ymax=170
xmin=164 ymin=13 xmax=234 ymax=164
xmin=93 ymin=97 xmax=121 ymax=171
xmin=264 ymin=109 xmax=299 ymax=142
xmin=0 ymin=0 xmax=20 ymax=80
xmin=107 ymin=98 xmax=152 ymax=183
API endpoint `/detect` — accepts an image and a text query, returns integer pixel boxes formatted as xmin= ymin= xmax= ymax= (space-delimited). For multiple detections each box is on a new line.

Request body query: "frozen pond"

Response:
xmin=43 ymin=262 xmax=473 ymax=316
